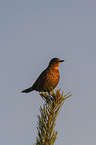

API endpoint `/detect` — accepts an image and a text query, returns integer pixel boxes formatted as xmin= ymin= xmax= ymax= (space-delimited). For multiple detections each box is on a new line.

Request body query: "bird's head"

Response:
xmin=48 ymin=58 xmax=65 ymax=68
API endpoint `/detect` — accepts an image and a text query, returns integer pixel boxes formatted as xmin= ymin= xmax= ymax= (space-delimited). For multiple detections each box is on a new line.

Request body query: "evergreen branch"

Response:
xmin=34 ymin=89 xmax=71 ymax=145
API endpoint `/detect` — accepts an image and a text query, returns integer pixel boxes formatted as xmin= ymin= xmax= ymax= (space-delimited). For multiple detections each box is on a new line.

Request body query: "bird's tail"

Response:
xmin=22 ymin=87 xmax=33 ymax=93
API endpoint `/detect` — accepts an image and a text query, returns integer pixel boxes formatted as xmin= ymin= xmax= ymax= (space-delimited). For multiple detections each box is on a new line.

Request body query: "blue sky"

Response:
xmin=0 ymin=1 xmax=96 ymax=145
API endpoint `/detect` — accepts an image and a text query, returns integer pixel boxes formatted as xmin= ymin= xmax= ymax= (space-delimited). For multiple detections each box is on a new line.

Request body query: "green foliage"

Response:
xmin=34 ymin=89 xmax=71 ymax=145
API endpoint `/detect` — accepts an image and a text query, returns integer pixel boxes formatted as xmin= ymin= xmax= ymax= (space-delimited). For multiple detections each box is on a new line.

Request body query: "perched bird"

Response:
xmin=22 ymin=58 xmax=64 ymax=93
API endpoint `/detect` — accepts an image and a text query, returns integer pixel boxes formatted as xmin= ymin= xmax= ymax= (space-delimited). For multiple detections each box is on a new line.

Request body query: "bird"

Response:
xmin=22 ymin=58 xmax=64 ymax=93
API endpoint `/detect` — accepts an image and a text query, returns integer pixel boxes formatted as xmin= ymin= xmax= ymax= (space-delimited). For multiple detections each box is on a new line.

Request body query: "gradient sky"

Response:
xmin=0 ymin=0 xmax=96 ymax=145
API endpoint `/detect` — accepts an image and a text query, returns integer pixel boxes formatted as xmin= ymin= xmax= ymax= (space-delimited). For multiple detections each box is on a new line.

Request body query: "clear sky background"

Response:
xmin=0 ymin=0 xmax=96 ymax=145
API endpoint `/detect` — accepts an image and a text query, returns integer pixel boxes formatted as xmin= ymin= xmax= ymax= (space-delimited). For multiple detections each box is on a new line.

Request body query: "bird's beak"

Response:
xmin=60 ymin=60 xmax=65 ymax=62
